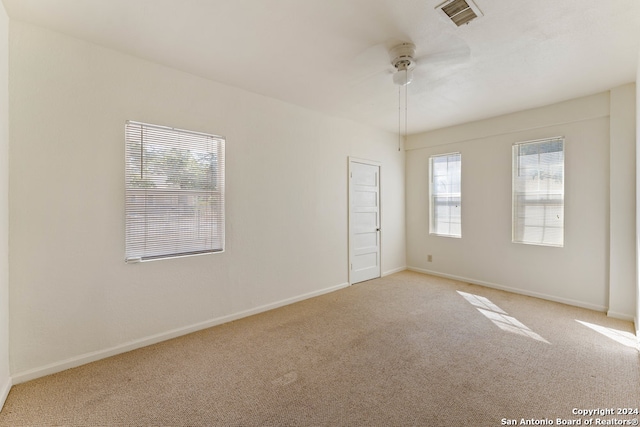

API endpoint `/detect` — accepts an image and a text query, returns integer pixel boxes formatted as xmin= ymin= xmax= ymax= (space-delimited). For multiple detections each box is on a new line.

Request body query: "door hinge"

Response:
xmin=350 ymin=263 xmax=353 ymax=270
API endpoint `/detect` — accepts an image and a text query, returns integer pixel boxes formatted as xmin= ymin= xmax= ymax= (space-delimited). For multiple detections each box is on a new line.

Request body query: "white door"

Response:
xmin=349 ymin=159 xmax=381 ymax=284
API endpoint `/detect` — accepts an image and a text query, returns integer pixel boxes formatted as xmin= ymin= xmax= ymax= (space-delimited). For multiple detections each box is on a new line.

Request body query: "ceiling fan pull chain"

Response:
xmin=405 ymin=68 xmax=408 ymax=144
xmin=398 ymin=84 xmax=401 ymax=151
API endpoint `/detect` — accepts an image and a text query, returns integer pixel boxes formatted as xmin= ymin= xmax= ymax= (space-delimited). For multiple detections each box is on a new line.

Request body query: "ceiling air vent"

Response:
xmin=436 ymin=0 xmax=483 ymax=26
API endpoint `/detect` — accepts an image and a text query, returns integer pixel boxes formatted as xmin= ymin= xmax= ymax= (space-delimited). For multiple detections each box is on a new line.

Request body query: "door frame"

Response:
xmin=348 ymin=157 xmax=382 ymax=285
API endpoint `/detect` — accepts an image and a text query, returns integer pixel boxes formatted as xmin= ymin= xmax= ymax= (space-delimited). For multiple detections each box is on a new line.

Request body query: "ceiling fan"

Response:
xmin=349 ymin=35 xmax=471 ymax=99
xmin=389 ymin=42 xmax=417 ymax=87
xmin=382 ymin=40 xmax=470 ymax=148
xmin=347 ymin=32 xmax=472 ymax=144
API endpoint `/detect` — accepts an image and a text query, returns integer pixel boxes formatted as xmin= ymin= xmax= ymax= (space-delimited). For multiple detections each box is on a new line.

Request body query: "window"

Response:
xmin=429 ymin=152 xmax=461 ymax=237
xmin=125 ymin=121 xmax=225 ymax=262
xmin=512 ymin=137 xmax=564 ymax=247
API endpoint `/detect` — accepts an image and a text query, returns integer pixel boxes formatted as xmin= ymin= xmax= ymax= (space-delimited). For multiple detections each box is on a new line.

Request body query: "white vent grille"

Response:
xmin=436 ymin=0 xmax=483 ymax=26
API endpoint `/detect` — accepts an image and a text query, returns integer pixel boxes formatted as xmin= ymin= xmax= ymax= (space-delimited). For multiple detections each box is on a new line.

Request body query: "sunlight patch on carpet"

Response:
xmin=457 ymin=291 xmax=550 ymax=344
xmin=575 ymin=320 xmax=637 ymax=349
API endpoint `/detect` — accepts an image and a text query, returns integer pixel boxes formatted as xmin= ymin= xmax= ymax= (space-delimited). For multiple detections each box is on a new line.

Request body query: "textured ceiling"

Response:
xmin=3 ymin=0 xmax=640 ymax=134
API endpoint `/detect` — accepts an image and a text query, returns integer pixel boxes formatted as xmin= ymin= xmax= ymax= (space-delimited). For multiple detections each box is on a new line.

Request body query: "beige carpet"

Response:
xmin=1 ymin=271 xmax=639 ymax=426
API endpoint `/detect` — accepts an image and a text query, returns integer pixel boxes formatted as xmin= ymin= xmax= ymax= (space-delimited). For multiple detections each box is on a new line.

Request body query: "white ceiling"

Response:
xmin=3 ymin=0 xmax=640 ymax=134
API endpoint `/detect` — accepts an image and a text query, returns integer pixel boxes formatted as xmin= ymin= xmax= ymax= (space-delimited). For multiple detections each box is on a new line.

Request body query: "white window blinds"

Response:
xmin=430 ymin=153 xmax=462 ymax=238
xmin=125 ymin=121 xmax=225 ymax=262
xmin=512 ymin=137 xmax=564 ymax=247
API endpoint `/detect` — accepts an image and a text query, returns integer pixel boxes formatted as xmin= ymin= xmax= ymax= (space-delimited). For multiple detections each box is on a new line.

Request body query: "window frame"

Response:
xmin=125 ymin=120 xmax=225 ymax=263
xmin=511 ymin=136 xmax=564 ymax=247
xmin=429 ymin=152 xmax=462 ymax=238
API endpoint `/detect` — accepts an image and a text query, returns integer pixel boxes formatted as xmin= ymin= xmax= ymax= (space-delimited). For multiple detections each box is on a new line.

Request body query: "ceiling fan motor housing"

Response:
xmin=390 ymin=42 xmax=416 ymax=71
xmin=390 ymin=42 xmax=416 ymax=85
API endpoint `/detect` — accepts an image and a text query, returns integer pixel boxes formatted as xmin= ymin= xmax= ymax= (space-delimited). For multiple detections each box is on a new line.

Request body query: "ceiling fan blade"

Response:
xmin=348 ymin=38 xmax=413 ymax=87
xmin=407 ymin=60 xmax=470 ymax=97
xmin=349 ymin=68 xmax=394 ymax=89
xmin=415 ymin=44 xmax=471 ymax=68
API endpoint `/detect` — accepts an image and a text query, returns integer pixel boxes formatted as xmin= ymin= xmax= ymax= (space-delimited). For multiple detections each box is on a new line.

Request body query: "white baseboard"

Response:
xmin=0 ymin=376 xmax=11 ymax=413
xmin=407 ymin=267 xmax=608 ymax=313
xmin=12 ymin=281 xmax=350 ymax=385
xmin=383 ymin=266 xmax=407 ymax=277
xmin=607 ymin=310 xmax=635 ymax=322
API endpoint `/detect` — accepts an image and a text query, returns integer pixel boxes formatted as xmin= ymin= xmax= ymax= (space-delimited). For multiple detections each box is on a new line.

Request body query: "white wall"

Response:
xmin=8 ymin=22 xmax=406 ymax=380
xmin=0 ymin=0 xmax=11 ymax=410
xmin=609 ymin=83 xmax=636 ymax=320
xmin=406 ymin=92 xmax=624 ymax=313
xmin=636 ymin=47 xmax=640 ymax=338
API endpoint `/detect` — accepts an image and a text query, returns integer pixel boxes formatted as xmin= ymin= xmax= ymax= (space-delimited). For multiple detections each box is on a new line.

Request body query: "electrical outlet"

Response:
xmin=427 ymin=254 xmax=433 ymax=262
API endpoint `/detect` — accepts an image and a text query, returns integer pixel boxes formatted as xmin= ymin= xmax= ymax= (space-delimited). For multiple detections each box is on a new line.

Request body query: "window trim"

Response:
xmin=125 ymin=120 xmax=226 ymax=263
xmin=511 ymin=136 xmax=564 ymax=247
xmin=429 ymin=152 xmax=462 ymax=238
